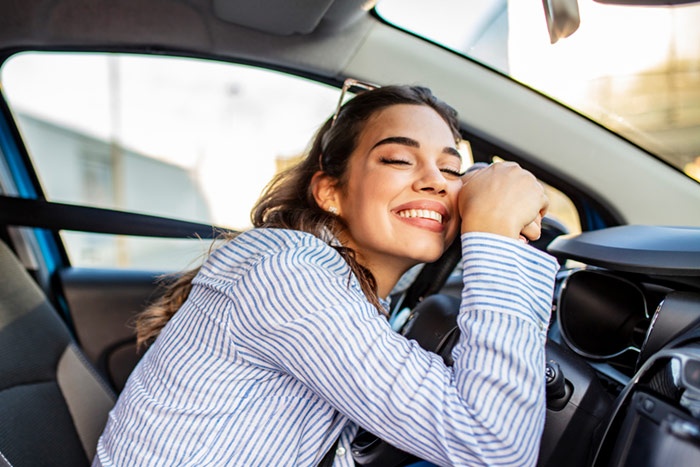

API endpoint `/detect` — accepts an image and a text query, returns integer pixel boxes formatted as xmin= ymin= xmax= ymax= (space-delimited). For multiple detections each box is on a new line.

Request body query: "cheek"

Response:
xmin=350 ymin=173 xmax=400 ymax=210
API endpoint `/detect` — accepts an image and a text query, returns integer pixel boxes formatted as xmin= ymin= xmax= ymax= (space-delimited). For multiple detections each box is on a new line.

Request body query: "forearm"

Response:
xmin=448 ymin=232 xmax=558 ymax=465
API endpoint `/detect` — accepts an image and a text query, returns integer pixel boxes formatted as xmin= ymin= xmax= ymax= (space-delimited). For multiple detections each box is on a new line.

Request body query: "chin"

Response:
xmin=403 ymin=243 xmax=447 ymax=264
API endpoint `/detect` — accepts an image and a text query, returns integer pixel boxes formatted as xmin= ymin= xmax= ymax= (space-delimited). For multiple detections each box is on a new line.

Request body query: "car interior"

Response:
xmin=1 ymin=0 xmax=700 ymax=466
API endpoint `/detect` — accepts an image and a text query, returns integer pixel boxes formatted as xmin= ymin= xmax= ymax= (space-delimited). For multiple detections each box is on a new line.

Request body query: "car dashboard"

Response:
xmin=544 ymin=225 xmax=700 ymax=466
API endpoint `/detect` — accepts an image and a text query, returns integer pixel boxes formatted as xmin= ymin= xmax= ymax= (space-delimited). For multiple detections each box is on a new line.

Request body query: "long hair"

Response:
xmin=136 ymin=84 xmax=461 ymax=348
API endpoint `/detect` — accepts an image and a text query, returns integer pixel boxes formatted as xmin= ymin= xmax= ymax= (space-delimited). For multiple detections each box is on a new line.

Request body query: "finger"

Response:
xmin=516 ymin=178 xmax=547 ymax=243
xmin=521 ymin=212 xmax=544 ymax=242
xmin=538 ymin=183 xmax=550 ymax=218
xmin=461 ymin=162 xmax=489 ymax=184
xmin=520 ymin=220 xmax=541 ymax=242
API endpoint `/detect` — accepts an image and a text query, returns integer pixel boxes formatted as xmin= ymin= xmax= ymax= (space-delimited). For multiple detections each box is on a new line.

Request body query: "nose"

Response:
xmin=412 ymin=164 xmax=448 ymax=195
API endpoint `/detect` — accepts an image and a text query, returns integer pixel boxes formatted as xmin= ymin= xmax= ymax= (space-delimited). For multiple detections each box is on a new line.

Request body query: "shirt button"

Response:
xmin=336 ymin=446 xmax=346 ymax=457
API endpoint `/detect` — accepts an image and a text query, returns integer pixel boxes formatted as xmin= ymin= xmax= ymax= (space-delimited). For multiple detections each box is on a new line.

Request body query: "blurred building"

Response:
xmin=15 ymin=112 xmax=211 ymax=268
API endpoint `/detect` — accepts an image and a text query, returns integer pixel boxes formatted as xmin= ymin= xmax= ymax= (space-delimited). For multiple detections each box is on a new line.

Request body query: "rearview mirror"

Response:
xmin=542 ymin=0 xmax=581 ymax=44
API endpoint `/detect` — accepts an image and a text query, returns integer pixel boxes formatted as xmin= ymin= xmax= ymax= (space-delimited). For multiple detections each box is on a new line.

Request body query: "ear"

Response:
xmin=311 ymin=171 xmax=341 ymax=214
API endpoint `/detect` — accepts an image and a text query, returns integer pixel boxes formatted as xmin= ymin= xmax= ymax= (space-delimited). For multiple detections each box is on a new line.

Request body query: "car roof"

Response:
xmin=0 ymin=0 xmax=374 ymax=78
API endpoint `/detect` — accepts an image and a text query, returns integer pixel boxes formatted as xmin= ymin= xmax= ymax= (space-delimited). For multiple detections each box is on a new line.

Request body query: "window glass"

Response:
xmin=59 ymin=232 xmax=219 ymax=271
xmin=1 ymin=52 xmax=339 ymax=268
xmin=376 ymin=0 xmax=700 ymax=184
xmin=547 ymin=184 xmax=581 ymax=235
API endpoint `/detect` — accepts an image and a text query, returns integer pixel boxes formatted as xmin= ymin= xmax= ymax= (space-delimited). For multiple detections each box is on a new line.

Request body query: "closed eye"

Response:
xmin=380 ymin=157 xmax=463 ymax=177
xmin=441 ymin=168 xmax=465 ymax=177
xmin=379 ymin=157 xmax=411 ymax=166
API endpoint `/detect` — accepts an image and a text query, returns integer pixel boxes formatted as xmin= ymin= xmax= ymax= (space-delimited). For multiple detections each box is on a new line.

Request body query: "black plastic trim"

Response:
xmin=0 ymin=195 xmax=225 ymax=239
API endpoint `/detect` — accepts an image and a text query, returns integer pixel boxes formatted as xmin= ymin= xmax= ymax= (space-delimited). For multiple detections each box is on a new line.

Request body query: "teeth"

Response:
xmin=398 ymin=209 xmax=443 ymax=223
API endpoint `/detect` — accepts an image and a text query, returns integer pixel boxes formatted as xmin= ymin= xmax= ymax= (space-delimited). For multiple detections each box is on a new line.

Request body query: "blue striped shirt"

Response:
xmin=95 ymin=228 xmax=558 ymax=466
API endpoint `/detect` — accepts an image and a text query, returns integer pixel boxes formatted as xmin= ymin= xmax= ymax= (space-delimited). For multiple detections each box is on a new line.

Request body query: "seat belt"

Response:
xmin=391 ymin=237 xmax=461 ymax=317
xmin=317 ymin=436 xmax=340 ymax=467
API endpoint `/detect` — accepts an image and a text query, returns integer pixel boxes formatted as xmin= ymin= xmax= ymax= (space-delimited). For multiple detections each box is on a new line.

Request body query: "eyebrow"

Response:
xmin=372 ymin=136 xmax=461 ymax=159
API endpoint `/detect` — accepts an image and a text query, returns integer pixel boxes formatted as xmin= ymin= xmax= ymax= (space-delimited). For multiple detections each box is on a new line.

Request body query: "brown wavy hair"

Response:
xmin=136 ymin=84 xmax=461 ymax=348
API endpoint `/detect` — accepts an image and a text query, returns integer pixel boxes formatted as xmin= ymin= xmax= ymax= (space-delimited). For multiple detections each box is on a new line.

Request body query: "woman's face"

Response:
xmin=335 ymin=104 xmax=463 ymax=284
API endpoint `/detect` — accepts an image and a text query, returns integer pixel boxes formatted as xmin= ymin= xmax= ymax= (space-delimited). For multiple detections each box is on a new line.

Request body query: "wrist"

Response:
xmin=460 ymin=218 xmax=519 ymax=240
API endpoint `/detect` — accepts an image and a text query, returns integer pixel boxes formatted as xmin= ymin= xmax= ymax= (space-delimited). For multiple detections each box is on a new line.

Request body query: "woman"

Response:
xmin=95 ymin=84 xmax=558 ymax=466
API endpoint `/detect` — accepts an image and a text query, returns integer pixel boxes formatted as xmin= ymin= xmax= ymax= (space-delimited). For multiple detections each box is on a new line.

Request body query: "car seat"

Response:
xmin=0 ymin=239 xmax=115 ymax=467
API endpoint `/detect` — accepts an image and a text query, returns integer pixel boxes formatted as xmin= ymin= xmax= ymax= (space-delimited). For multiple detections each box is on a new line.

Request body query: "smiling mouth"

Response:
xmin=397 ymin=209 xmax=443 ymax=224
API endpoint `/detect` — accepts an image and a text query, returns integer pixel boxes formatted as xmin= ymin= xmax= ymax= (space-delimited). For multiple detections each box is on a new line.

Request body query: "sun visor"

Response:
xmin=212 ymin=0 xmax=371 ymax=35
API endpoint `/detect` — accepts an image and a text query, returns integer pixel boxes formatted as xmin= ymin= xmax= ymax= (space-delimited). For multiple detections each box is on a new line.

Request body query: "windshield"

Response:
xmin=376 ymin=0 xmax=700 ymax=183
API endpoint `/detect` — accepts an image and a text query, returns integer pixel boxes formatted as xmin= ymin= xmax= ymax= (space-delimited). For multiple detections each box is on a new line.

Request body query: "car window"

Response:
xmin=1 ymin=52 xmax=340 ymax=269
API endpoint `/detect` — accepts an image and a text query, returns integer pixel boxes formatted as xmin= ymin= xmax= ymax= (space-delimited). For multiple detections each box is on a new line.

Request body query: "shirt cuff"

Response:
xmin=460 ymin=232 xmax=559 ymax=332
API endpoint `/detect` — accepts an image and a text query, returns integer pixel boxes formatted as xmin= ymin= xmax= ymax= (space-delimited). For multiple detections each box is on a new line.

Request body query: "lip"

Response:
xmin=392 ymin=200 xmax=451 ymax=232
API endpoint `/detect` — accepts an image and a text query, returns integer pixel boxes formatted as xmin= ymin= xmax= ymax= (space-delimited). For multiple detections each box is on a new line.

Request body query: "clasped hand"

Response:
xmin=458 ymin=162 xmax=548 ymax=243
